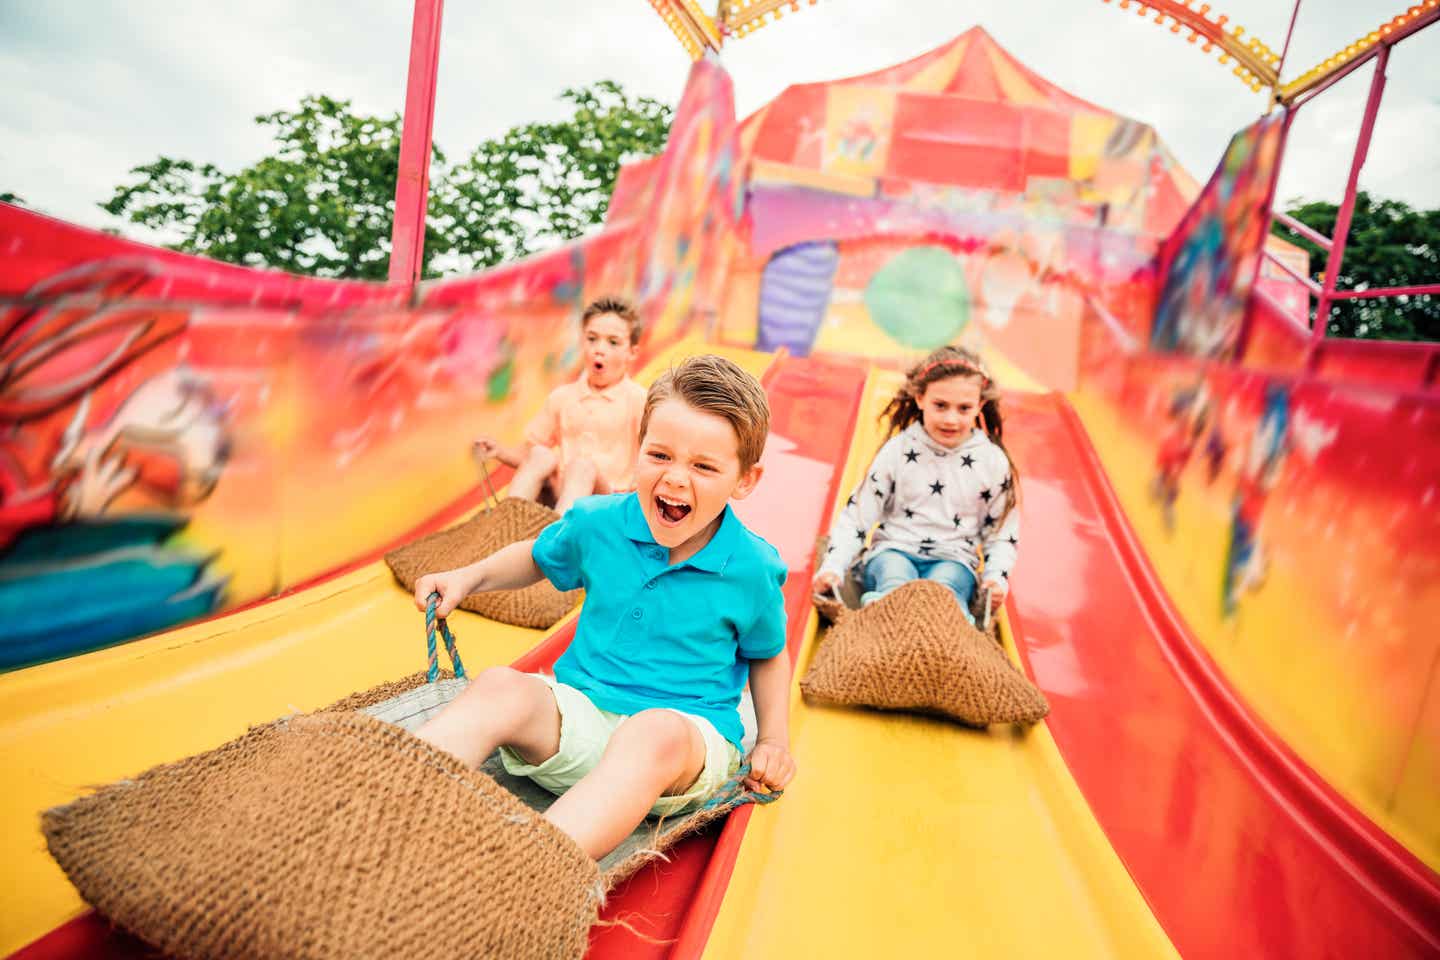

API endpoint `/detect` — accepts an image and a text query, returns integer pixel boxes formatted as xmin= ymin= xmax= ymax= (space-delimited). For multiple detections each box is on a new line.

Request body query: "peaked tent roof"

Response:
xmin=822 ymin=26 xmax=1108 ymax=114
xmin=738 ymin=26 xmax=1201 ymax=236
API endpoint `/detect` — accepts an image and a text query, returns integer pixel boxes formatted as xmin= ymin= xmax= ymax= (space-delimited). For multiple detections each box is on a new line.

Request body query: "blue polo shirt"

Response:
xmin=531 ymin=492 xmax=787 ymax=750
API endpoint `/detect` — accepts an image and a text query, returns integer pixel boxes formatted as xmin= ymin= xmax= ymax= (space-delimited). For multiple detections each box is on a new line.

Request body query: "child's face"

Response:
xmin=582 ymin=313 xmax=638 ymax=389
xmin=635 ymin=398 xmax=762 ymax=552
xmin=917 ymin=375 xmax=983 ymax=448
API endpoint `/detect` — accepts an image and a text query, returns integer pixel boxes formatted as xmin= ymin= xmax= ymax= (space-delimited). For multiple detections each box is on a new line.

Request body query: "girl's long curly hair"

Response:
xmin=879 ymin=345 xmax=1020 ymax=522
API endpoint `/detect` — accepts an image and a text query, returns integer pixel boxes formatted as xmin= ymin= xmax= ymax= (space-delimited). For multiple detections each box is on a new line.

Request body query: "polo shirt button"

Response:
xmin=644 ymin=580 xmax=657 ymax=590
xmin=631 ymin=608 xmax=644 ymax=620
xmin=650 ymin=548 xmax=665 ymax=561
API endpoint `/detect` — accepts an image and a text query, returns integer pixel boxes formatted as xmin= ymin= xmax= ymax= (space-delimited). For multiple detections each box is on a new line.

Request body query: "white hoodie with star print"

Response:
xmin=819 ymin=421 xmax=1020 ymax=587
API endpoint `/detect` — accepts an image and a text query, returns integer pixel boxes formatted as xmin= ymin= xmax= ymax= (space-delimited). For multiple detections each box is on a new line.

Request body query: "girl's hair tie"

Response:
xmin=914 ymin=357 xmax=989 ymax=384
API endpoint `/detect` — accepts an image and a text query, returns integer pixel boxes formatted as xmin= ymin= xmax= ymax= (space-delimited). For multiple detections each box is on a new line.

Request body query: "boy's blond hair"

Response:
xmin=640 ymin=355 xmax=770 ymax=471
xmin=582 ymin=295 xmax=643 ymax=346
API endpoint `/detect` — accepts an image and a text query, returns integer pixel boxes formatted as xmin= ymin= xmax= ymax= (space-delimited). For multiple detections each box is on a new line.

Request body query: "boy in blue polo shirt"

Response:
xmin=412 ymin=355 xmax=795 ymax=860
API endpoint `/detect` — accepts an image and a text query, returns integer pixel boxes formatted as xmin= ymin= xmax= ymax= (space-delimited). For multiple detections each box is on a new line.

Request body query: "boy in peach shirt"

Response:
xmin=474 ymin=296 xmax=648 ymax=512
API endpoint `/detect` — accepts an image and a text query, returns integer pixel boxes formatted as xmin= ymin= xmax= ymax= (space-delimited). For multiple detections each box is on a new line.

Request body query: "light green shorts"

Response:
xmin=498 ymin=674 xmax=742 ymax=818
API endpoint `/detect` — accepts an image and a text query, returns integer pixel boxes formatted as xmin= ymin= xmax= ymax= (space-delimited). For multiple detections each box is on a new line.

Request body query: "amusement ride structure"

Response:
xmin=2 ymin=1 xmax=1438 ymax=957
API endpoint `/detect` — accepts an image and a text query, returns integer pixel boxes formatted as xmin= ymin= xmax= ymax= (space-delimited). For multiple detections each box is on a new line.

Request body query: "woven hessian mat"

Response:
xmin=356 ymin=676 xmax=744 ymax=890
xmin=385 ymin=497 xmax=580 ymax=629
xmin=43 ymin=673 xmax=757 ymax=958
xmin=800 ymin=580 xmax=1050 ymax=726
xmin=42 ymin=710 xmax=600 ymax=960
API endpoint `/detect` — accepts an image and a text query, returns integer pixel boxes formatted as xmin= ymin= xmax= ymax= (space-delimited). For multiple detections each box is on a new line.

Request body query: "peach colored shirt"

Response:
xmin=525 ymin=376 xmax=647 ymax=492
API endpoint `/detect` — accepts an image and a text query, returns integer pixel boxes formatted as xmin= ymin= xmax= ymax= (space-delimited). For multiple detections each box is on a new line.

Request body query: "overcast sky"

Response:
xmin=2 ymin=0 xmax=1436 ymax=243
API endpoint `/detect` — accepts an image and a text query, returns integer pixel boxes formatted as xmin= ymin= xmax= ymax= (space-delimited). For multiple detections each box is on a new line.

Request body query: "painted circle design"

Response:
xmin=863 ymin=246 xmax=970 ymax=349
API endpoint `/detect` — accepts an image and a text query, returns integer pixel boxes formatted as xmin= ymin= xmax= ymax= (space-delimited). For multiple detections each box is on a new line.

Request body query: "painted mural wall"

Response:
xmin=0 ymin=56 xmax=743 ymax=671
xmin=715 ymin=28 xmax=1195 ymax=389
xmin=1076 ymin=268 xmax=1440 ymax=873
xmin=1151 ymin=114 xmax=1285 ymax=360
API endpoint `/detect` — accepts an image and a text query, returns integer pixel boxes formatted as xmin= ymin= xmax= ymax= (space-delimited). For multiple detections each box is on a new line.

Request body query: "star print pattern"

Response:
xmin=819 ymin=421 xmax=1020 ymax=586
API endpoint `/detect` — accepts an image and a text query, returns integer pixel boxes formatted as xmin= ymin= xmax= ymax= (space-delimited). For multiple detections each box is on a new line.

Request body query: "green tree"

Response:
xmin=1271 ymin=192 xmax=1439 ymax=341
xmin=103 ymin=95 xmax=441 ymax=280
xmin=1 ymin=192 xmax=24 ymax=206
xmin=102 ymin=83 xmax=672 ymax=280
xmin=442 ymin=80 xmax=673 ymax=269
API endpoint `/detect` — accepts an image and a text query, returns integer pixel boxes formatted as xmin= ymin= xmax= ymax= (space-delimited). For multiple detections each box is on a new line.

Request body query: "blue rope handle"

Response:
xmin=698 ymin=763 xmax=783 ymax=813
xmin=425 ymin=592 xmax=467 ymax=683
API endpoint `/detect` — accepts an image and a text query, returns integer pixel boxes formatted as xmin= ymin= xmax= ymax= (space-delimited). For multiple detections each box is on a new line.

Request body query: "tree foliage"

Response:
xmin=1272 ymin=192 xmax=1439 ymax=341
xmin=102 ymin=84 xmax=671 ymax=280
xmin=0 ymin=192 xmax=23 ymax=206
xmin=441 ymin=81 xmax=673 ymax=269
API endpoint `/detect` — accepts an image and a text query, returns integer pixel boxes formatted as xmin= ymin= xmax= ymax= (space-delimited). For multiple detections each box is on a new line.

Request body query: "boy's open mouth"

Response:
xmin=655 ymin=493 xmax=691 ymax=524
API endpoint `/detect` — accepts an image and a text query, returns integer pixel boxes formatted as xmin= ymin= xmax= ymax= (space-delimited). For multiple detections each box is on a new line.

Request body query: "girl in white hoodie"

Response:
xmin=814 ymin=346 xmax=1020 ymax=624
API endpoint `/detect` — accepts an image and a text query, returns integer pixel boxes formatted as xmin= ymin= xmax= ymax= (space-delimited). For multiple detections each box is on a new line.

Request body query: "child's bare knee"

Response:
xmin=522 ymin=446 xmax=557 ymax=472
xmin=462 ymin=666 xmax=530 ymax=707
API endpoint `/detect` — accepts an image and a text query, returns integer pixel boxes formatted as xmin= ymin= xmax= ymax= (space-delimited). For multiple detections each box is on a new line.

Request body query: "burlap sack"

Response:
xmin=800 ymin=580 xmax=1049 ymax=726
xmin=354 ymin=676 xmax=760 ymax=891
xmin=42 ymin=710 xmax=600 ymax=960
xmin=385 ymin=497 xmax=580 ymax=629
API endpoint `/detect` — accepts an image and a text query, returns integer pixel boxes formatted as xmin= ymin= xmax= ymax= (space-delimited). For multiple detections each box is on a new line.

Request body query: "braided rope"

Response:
xmin=425 ymin=593 xmax=467 ymax=683
xmin=698 ymin=763 xmax=782 ymax=813
xmin=477 ymin=458 xmax=499 ymax=516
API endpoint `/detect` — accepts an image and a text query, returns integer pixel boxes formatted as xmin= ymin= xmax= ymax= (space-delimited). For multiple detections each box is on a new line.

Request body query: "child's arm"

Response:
xmin=744 ymin=652 xmax=796 ymax=794
xmin=979 ymin=478 xmax=1020 ymax=612
xmin=413 ymin=538 xmax=544 ymax=616
xmin=813 ymin=441 xmax=899 ymax=592
xmin=472 ymin=436 xmax=525 ymax=469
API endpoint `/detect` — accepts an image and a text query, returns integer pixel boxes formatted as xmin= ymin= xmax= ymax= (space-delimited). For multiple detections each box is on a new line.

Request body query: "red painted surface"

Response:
xmin=1005 ymin=390 xmax=1440 ymax=958
xmin=10 ymin=352 xmax=868 ymax=960
xmin=0 ymin=205 xmax=403 ymax=308
xmin=387 ymin=0 xmax=445 ymax=288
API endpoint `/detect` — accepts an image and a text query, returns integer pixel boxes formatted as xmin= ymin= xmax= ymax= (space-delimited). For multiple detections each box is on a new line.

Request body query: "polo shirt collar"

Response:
xmin=621 ymin=493 xmax=737 ymax=573
xmin=578 ymin=374 xmax=628 ymax=401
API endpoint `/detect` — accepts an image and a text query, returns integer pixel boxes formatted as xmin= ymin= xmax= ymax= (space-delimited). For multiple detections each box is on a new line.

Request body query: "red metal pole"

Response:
xmin=387 ymin=0 xmax=446 ymax=290
xmin=1328 ymin=283 xmax=1440 ymax=300
xmin=1274 ymin=0 xmax=1303 ymax=88
xmin=1307 ymin=43 xmax=1388 ymax=369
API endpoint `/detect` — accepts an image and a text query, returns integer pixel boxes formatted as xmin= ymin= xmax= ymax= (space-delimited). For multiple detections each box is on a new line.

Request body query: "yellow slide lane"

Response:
xmin=703 ymin=366 xmax=1178 ymax=959
xmin=0 ymin=336 xmax=771 ymax=956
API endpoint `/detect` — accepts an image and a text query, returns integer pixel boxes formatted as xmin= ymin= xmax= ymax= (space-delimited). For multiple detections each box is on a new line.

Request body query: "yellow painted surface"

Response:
xmin=0 ymin=562 xmax=554 ymax=953
xmin=0 ymin=337 xmax=770 ymax=955
xmin=704 ymin=368 xmax=1176 ymax=960
xmin=1070 ymin=389 xmax=1440 ymax=872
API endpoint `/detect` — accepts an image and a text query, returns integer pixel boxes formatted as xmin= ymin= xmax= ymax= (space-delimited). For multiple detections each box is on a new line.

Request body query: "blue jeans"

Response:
xmin=862 ymin=549 xmax=976 ymax=624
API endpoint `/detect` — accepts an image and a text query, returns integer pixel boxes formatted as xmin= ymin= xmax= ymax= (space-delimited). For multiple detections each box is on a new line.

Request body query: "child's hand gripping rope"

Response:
xmin=421 ymin=592 xmax=466 ymax=683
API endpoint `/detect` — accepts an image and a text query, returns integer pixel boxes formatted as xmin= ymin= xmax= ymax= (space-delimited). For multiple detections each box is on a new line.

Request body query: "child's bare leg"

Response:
xmin=553 ymin=456 xmax=601 ymax=513
xmin=508 ymin=446 xmax=558 ymax=502
xmin=414 ymin=667 xmax=560 ymax=769
xmin=544 ymin=710 xmax=706 ymax=859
